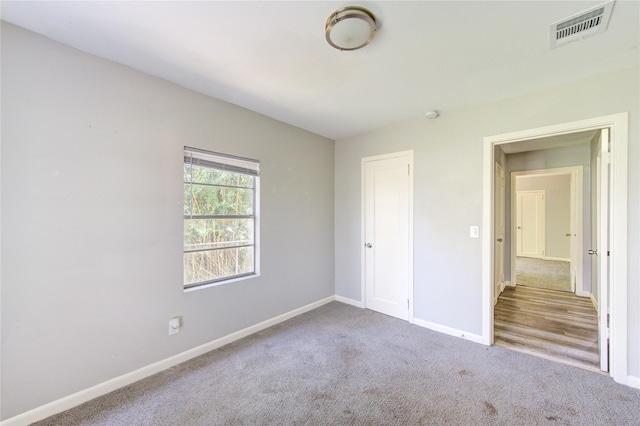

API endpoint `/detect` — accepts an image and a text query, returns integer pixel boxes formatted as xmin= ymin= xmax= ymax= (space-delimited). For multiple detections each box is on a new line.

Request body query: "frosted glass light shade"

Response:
xmin=325 ymin=6 xmax=376 ymax=51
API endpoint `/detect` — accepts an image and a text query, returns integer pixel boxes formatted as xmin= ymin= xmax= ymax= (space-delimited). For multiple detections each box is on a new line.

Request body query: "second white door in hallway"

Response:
xmin=516 ymin=190 xmax=545 ymax=259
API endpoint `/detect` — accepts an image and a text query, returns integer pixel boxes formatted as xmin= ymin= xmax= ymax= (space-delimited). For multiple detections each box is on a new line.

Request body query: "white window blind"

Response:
xmin=184 ymin=147 xmax=259 ymax=176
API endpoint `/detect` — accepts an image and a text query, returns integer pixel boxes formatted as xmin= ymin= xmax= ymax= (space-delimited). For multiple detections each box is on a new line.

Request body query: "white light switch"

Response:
xmin=470 ymin=226 xmax=479 ymax=239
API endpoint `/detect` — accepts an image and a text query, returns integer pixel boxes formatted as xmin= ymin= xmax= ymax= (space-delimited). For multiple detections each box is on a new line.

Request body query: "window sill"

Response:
xmin=183 ymin=273 xmax=259 ymax=293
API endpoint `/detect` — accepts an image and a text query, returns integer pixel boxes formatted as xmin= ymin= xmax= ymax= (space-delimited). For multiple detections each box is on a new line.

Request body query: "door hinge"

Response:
xmin=407 ymin=299 xmax=410 ymax=309
xmin=407 ymin=164 xmax=410 ymax=176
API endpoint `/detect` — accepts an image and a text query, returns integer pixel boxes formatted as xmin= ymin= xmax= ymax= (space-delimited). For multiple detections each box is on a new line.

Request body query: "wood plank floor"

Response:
xmin=494 ymin=285 xmax=601 ymax=372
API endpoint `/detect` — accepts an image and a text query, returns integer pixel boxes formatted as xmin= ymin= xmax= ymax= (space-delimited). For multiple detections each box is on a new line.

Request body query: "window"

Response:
xmin=183 ymin=147 xmax=259 ymax=289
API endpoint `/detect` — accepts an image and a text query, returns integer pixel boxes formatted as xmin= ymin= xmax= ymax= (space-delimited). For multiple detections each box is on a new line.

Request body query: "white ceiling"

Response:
xmin=2 ymin=1 xmax=638 ymax=140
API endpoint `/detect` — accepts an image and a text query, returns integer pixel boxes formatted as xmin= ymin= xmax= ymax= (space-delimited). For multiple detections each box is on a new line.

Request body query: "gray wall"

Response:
xmin=1 ymin=23 xmax=335 ymax=419
xmin=3 ymin=20 xmax=640 ymax=421
xmin=517 ymin=174 xmax=572 ymax=260
xmin=335 ymin=66 xmax=639 ymax=374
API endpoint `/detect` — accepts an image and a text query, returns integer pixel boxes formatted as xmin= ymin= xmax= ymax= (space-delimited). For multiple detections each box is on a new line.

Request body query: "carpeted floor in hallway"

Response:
xmin=516 ymin=256 xmax=571 ymax=292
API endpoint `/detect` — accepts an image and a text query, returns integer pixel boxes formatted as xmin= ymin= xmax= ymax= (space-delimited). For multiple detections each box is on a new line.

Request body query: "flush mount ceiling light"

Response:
xmin=325 ymin=6 xmax=377 ymax=51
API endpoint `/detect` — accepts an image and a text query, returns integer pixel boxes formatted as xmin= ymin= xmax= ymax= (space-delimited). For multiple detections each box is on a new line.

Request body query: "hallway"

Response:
xmin=494 ymin=285 xmax=600 ymax=372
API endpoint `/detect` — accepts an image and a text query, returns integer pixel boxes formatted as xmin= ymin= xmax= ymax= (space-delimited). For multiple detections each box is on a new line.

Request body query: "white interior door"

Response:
xmin=569 ymin=171 xmax=577 ymax=293
xmin=363 ymin=153 xmax=411 ymax=320
xmin=516 ymin=190 xmax=545 ymax=258
xmin=494 ymin=162 xmax=505 ymax=300
xmin=595 ymin=128 xmax=610 ymax=372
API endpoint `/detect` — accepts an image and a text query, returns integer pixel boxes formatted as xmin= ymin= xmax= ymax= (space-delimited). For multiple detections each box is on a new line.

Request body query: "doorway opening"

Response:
xmin=482 ymin=113 xmax=628 ymax=385
xmin=497 ymin=157 xmax=596 ymax=370
xmin=511 ymin=167 xmax=584 ymax=296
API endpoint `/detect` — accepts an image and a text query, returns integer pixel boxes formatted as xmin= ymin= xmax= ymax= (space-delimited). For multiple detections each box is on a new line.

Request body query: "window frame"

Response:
xmin=183 ymin=146 xmax=260 ymax=290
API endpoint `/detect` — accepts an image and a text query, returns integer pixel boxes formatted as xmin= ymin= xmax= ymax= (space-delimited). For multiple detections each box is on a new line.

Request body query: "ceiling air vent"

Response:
xmin=550 ymin=1 xmax=615 ymax=49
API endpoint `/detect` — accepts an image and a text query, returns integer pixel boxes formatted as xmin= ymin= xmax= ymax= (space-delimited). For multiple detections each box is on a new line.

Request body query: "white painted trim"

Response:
xmin=590 ymin=293 xmax=598 ymax=311
xmin=360 ymin=157 xmax=366 ymax=317
xmin=575 ymin=289 xmax=591 ymax=298
xmin=482 ymin=136 xmax=495 ymax=345
xmin=608 ymin=114 xmax=628 ymax=385
xmin=483 ymin=113 xmax=628 ymax=385
xmin=627 ymin=376 xmax=640 ymax=389
xmin=413 ymin=318 xmax=484 ymax=344
xmin=493 ymin=280 xmax=507 ymax=305
xmin=408 ymin=153 xmax=415 ymax=323
xmin=334 ymin=295 xmax=364 ymax=308
xmin=183 ymin=271 xmax=259 ymax=292
xmin=360 ymin=150 xmax=415 ymax=323
xmin=544 ymin=257 xmax=571 ymax=262
xmin=0 ymin=296 xmax=334 ymax=426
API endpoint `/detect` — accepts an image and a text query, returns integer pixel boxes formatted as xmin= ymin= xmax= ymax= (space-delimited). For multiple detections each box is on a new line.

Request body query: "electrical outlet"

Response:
xmin=169 ymin=316 xmax=181 ymax=335
xmin=470 ymin=226 xmax=479 ymax=239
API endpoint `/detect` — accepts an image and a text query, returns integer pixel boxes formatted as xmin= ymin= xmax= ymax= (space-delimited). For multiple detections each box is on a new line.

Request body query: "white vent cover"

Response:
xmin=550 ymin=1 xmax=615 ymax=49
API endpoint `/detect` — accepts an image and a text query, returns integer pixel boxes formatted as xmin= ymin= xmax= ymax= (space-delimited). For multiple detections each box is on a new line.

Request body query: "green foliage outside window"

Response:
xmin=184 ymin=162 xmax=256 ymax=287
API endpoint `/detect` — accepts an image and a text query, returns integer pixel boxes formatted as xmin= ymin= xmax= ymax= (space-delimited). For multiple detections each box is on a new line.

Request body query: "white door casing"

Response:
xmin=596 ymin=128 xmax=610 ymax=372
xmin=482 ymin=113 xmax=628 ymax=385
xmin=516 ymin=190 xmax=545 ymax=258
xmin=569 ymin=170 xmax=577 ymax=293
xmin=362 ymin=151 xmax=414 ymax=321
xmin=494 ymin=162 xmax=506 ymax=302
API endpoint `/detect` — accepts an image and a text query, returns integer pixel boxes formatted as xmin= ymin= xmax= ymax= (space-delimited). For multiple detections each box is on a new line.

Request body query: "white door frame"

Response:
xmin=361 ymin=150 xmax=414 ymax=322
xmin=596 ymin=129 xmax=610 ymax=372
xmin=511 ymin=167 xmax=584 ymax=295
xmin=494 ymin=162 xmax=506 ymax=303
xmin=482 ymin=113 xmax=628 ymax=385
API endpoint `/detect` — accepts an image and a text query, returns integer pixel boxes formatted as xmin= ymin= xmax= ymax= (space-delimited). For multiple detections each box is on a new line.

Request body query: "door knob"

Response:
xmin=588 ymin=249 xmax=598 ymax=256
xmin=365 ymin=243 xmax=372 ymax=248
xmin=497 ymin=238 xmax=503 ymax=242
xmin=517 ymin=226 xmax=522 ymax=229
xmin=566 ymin=233 xmax=572 ymax=237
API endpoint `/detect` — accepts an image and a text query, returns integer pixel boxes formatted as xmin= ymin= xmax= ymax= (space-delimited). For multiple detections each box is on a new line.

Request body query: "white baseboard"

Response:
xmin=1 ymin=296 xmax=334 ymax=426
xmin=493 ymin=281 xmax=507 ymax=305
xmin=334 ymin=295 xmax=364 ymax=308
xmin=545 ymin=256 xmax=570 ymax=262
xmin=589 ymin=293 xmax=598 ymax=311
xmin=413 ymin=318 xmax=484 ymax=344
xmin=627 ymin=375 xmax=640 ymax=389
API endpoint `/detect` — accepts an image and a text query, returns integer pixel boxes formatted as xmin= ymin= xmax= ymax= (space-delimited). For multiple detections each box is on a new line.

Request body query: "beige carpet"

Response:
xmin=516 ymin=256 xmax=571 ymax=292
